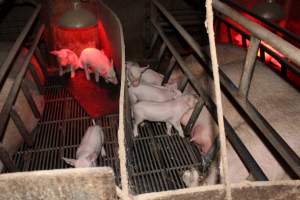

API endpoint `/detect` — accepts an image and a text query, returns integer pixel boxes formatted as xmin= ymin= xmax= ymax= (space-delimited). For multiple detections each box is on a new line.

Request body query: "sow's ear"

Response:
xmin=62 ymin=157 xmax=76 ymax=166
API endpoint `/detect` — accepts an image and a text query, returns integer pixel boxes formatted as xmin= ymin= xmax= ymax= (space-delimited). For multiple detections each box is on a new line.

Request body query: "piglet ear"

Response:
xmin=87 ymin=152 xmax=98 ymax=162
xmin=62 ymin=157 xmax=76 ymax=166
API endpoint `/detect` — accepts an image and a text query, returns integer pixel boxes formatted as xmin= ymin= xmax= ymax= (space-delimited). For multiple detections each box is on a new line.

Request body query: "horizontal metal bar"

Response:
xmin=0 ymin=4 xmax=41 ymax=88
xmin=213 ymin=0 xmax=300 ymax=66
xmin=152 ymin=0 xmax=300 ymax=178
xmin=0 ymin=25 xmax=45 ymax=141
xmin=151 ymin=18 xmax=268 ymax=181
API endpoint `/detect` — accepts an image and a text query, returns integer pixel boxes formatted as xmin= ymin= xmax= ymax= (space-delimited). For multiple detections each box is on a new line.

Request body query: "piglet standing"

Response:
xmin=62 ymin=120 xmax=106 ymax=168
xmin=126 ymin=61 xmax=163 ymax=86
xmin=133 ymin=94 xmax=198 ymax=137
xmin=50 ymin=49 xmax=81 ymax=78
xmin=80 ymin=48 xmax=118 ymax=84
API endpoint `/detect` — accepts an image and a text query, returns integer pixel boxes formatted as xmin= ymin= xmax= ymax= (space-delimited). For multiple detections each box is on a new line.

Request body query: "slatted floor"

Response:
xmin=127 ymin=122 xmax=204 ymax=194
xmin=13 ymin=78 xmax=121 ymax=185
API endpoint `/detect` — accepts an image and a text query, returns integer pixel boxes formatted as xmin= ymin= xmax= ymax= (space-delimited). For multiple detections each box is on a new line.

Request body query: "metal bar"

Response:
xmin=21 ymin=81 xmax=41 ymax=119
xmin=239 ymin=36 xmax=260 ymax=97
xmin=28 ymin=63 xmax=43 ymax=94
xmin=242 ymin=36 xmax=247 ymax=49
xmin=0 ymin=4 xmax=41 ymax=88
xmin=152 ymin=0 xmax=300 ymax=177
xmin=162 ymin=56 xmax=176 ymax=85
xmin=220 ymin=0 xmax=300 ymax=44
xmin=227 ymin=26 xmax=233 ymax=43
xmin=149 ymin=32 xmax=159 ymax=56
xmin=0 ymin=144 xmax=17 ymax=172
xmin=0 ymin=25 xmax=45 ymax=140
xmin=184 ymin=100 xmax=204 ymax=137
xmin=34 ymin=47 xmax=49 ymax=79
xmin=151 ymin=19 xmax=268 ymax=180
xmin=177 ymin=77 xmax=188 ymax=92
xmin=157 ymin=43 xmax=166 ymax=62
xmin=10 ymin=108 xmax=34 ymax=146
xmin=213 ymin=0 xmax=300 ymax=66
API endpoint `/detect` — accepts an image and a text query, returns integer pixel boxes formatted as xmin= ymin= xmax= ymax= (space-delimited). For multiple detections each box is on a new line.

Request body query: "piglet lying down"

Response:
xmin=62 ymin=120 xmax=106 ymax=168
xmin=133 ymin=95 xmax=198 ymax=138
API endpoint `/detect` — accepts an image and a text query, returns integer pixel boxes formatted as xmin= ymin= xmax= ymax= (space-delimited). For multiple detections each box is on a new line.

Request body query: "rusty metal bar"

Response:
xmin=161 ymin=56 xmax=176 ymax=85
xmin=151 ymin=19 xmax=268 ymax=181
xmin=21 ymin=81 xmax=41 ymax=119
xmin=177 ymin=76 xmax=188 ymax=92
xmin=10 ymin=108 xmax=34 ymax=146
xmin=213 ymin=0 xmax=300 ymax=66
xmin=184 ymin=100 xmax=204 ymax=137
xmin=239 ymin=36 xmax=260 ymax=97
xmin=0 ymin=25 xmax=45 ymax=140
xmin=0 ymin=144 xmax=17 ymax=172
xmin=152 ymin=0 xmax=300 ymax=178
xmin=0 ymin=4 xmax=41 ymax=88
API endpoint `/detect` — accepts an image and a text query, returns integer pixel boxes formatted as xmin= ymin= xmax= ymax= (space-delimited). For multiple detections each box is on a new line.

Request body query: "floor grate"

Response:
xmin=14 ymin=80 xmax=121 ymax=186
xmin=128 ymin=121 xmax=203 ymax=194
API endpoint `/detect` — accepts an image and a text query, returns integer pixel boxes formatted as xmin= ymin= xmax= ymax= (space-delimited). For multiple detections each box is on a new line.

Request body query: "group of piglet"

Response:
xmin=126 ymin=61 xmax=199 ymax=138
xmin=62 ymin=119 xmax=106 ymax=168
xmin=50 ymin=48 xmax=118 ymax=84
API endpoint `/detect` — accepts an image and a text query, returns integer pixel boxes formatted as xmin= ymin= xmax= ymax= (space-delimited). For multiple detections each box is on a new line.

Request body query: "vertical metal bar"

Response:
xmin=227 ymin=26 xmax=233 ymax=43
xmin=242 ymin=35 xmax=247 ymax=48
xmin=184 ymin=100 xmax=204 ymax=137
xmin=281 ymin=62 xmax=287 ymax=78
xmin=21 ymin=81 xmax=41 ymax=119
xmin=239 ymin=36 xmax=260 ymax=98
xmin=34 ymin=47 xmax=49 ymax=79
xmin=0 ymin=145 xmax=17 ymax=172
xmin=157 ymin=42 xmax=166 ymax=62
xmin=10 ymin=108 xmax=34 ymax=147
xmin=149 ymin=32 xmax=159 ymax=57
xmin=162 ymin=56 xmax=176 ymax=85
xmin=260 ymin=47 xmax=265 ymax=62
xmin=28 ymin=63 xmax=43 ymax=94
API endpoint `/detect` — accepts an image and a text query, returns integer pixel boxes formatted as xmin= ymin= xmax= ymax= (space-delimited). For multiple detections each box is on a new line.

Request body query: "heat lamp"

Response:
xmin=252 ymin=0 xmax=285 ymax=21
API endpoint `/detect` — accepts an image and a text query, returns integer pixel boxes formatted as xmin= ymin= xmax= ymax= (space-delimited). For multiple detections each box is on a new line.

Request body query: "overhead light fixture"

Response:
xmin=59 ymin=0 xmax=97 ymax=28
xmin=252 ymin=0 xmax=285 ymax=21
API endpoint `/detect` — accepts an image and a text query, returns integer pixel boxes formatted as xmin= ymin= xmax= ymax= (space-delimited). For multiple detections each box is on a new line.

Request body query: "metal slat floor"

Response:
xmin=13 ymin=78 xmax=120 ymax=185
xmin=128 ymin=122 xmax=204 ymax=194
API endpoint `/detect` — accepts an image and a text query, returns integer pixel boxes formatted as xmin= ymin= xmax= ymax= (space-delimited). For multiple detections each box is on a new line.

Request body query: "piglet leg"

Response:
xmin=83 ymin=64 xmax=91 ymax=80
xmin=95 ymin=70 xmax=100 ymax=82
xmin=59 ymin=67 xmax=64 ymax=76
xmin=172 ymin=121 xmax=185 ymax=138
xmin=70 ymin=65 xmax=75 ymax=78
xmin=166 ymin=122 xmax=172 ymax=136
xmin=101 ymin=146 xmax=106 ymax=157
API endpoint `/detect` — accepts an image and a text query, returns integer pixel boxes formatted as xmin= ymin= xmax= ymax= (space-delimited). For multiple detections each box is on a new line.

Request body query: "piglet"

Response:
xmin=128 ymin=83 xmax=182 ymax=105
xmin=50 ymin=49 xmax=80 ymax=78
xmin=133 ymin=94 xmax=198 ymax=137
xmin=80 ymin=48 xmax=118 ymax=84
xmin=126 ymin=61 xmax=163 ymax=86
xmin=180 ymin=106 xmax=216 ymax=155
xmin=182 ymin=167 xmax=200 ymax=188
xmin=62 ymin=120 xmax=106 ymax=168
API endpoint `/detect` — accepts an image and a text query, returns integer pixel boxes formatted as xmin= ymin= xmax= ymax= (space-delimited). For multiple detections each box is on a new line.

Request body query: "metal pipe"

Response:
xmin=220 ymin=0 xmax=300 ymax=44
xmin=152 ymin=0 xmax=300 ymax=178
xmin=0 ymin=25 xmax=45 ymax=140
xmin=213 ymin=0 xmax=300 ymax=66
xmin=239 ymin=36 xmax=260 ymax=97
xmin=0 ymin=4 xmax=41 ymax=88
xmin=184 ymin=100 xmax=204 ymax=137
xmin=151 ymin=19 xmax=268 ymax=181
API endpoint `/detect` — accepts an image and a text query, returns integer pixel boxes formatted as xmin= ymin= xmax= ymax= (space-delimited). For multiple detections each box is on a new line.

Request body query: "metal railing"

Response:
xmin=0 ymin=3 xmax=47 ymax=172
xmin=149 ymin=0 xmax=300 ymax=180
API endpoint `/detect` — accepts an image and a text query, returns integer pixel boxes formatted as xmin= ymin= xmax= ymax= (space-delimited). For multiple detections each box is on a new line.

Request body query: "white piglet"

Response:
xmin=62 ymin=120 xmax=106 ymax=168
xmin=133 ymin=94 xmax=198 ymax=137
xmin=50 ymin=49 xmax=81 ymax=78
xmin=80 ymin=48 xmax=118 ymax=84
xmin=128 ymin=83 xmax=182 ymax=105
